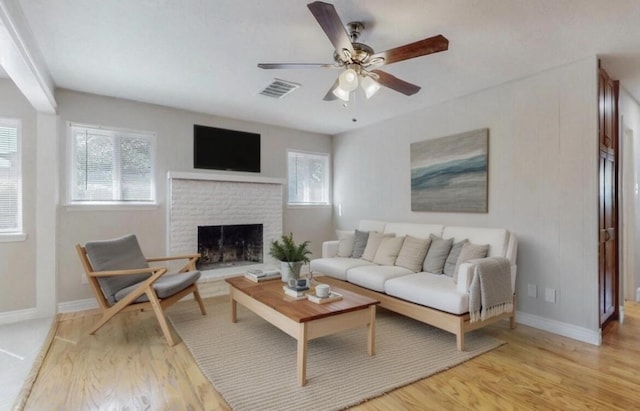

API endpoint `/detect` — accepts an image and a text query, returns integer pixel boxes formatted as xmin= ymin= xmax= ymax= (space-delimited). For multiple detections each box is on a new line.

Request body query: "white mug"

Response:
xmin=315 ymin=284 xmax=331 ymax=298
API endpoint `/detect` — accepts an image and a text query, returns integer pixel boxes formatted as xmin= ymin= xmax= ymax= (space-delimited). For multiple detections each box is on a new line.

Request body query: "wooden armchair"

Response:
xmin=76 ymin=234 xmax=207 ymax=346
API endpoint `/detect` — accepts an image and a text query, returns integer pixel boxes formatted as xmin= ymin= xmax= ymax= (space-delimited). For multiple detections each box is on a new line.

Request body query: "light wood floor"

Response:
xmin=16 ymin=297 xmax=640 ymax=410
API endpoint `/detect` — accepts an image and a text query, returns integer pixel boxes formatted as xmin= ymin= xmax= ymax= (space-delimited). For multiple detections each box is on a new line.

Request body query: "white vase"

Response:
xmin=281 ymin=261 xmax=303 ymax=283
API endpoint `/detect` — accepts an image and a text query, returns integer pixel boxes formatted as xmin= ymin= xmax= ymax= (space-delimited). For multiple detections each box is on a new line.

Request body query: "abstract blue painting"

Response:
xmin=410 ymin=129 xmax=488 ymax=213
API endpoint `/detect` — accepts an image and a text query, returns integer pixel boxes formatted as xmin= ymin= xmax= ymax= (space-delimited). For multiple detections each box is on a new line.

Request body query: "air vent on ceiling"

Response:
xmin=259 ymin=79 xmax=300 ymax=99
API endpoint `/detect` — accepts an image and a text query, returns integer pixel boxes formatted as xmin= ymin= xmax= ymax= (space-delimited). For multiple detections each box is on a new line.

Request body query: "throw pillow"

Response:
xmin=395 ymin=235 xmax=432 ymax=272
xmin=454 ymin=242 xmax=490 ymax=283
xmin=422 ymin=234 xmax=453 ymax=274
xmin=361 ymin=232 xmax=394 ymax=262
xmin=373 ymin=236 xmax=405 ymax=266
xmin=336 ymin=231 xmax=355 ymax=257
xmin=443 ymin=239 xmax=469 ymax=277
xmin=351 ymin=229 xmax=369 ymax=258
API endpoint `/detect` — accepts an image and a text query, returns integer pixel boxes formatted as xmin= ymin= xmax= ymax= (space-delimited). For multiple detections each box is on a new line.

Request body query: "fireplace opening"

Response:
xmin=197 ymin=224 xmax=263 ymax=271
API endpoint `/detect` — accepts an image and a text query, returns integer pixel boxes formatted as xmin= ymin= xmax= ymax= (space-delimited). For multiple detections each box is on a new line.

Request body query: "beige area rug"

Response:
xmin=168 ymin=298 xmax=504 ymax=411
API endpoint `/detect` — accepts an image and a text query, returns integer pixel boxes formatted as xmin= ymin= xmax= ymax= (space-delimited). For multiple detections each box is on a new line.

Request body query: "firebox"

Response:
xmin=197 ymin=224 xmax=263 ymax=270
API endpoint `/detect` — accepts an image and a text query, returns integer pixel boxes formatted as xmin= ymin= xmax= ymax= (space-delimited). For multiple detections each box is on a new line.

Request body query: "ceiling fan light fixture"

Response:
xmin=332 ymin=84 xmax=351 ymax=101
xmin=360 ymin=75 xmax=381 ymax=99
xmin=338 ymin=68 xmax=359 ymax=91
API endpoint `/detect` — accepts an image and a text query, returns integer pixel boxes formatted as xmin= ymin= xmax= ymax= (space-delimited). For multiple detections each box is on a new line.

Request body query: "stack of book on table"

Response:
xmin=283 ymin=284 xmax=310 ymax=300
xmin=244 ymin=268 xmax=280 ymax=282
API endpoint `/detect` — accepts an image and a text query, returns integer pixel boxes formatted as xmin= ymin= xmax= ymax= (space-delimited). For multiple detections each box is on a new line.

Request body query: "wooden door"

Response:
xmin=598 ymin=67 xmax=619 ymax=326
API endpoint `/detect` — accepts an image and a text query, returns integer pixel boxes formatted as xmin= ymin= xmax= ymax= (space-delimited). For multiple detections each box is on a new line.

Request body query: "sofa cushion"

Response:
xmin=351 ymin=229 xmax=370 ymax=258
xmin=395 ymin=235 xmax=431 ymax=272
xmin=454 ymin=242 xmax=490 ymax=283
xmin=442 ymin=226 xmax=509 ymax=258
xmin=310 ymin=257 xmax=375 ymax=281
xmin=373 ymin=236 xmax=405 ymax=265
xmin=384 ymin=273 xmax=469 ymax=315
xmin=336 ymin=231 xmax=355 ymax=257
xmin=422 ymin=234 xmax=453 ymax=274
xmin=443 ymin=239 xmax=469 ymax=277
xmin=347 ymin=265 xmax=414 ymax=292
xmin=361 ymin=232 xmax=393 ymax=262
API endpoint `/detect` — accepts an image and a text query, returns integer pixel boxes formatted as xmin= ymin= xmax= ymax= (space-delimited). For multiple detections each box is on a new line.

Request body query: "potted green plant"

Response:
xmin=269 ymin=233 xmax=311 ymax=283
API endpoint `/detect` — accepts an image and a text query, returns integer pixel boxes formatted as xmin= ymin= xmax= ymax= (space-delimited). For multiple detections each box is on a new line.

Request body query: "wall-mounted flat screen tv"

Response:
xmin=193 ymin=125 xmax=260 ymax=172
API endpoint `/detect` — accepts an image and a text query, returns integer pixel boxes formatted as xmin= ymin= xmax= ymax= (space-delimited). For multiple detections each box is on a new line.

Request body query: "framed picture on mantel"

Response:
xmin=410 ymin=128 xmax=488 ymax=213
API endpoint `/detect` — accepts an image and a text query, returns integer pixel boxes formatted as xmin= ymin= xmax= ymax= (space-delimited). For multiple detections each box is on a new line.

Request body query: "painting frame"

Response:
xmin=410 ymin=129 xmax=489 ymax=213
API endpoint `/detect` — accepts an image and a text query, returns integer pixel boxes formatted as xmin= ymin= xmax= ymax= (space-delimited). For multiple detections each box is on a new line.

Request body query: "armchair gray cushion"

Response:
xmin=85 ymin=234 xmax=152 ymax=304
xmin=114 ymin=271 xmax=202 ymax=303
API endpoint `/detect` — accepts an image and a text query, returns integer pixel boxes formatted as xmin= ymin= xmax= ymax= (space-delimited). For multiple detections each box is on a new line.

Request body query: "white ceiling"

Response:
xmin=15 ymin=0 xmax=640 ymax=135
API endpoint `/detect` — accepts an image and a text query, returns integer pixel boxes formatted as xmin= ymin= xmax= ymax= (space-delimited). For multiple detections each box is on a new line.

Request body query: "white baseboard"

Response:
xmin=0 ymin=307 xmax=39 ymax=325
xmin=516 ymin=310 xmax=602 ymax=346
xmin=58 ymin=298 xmax=98 ymax=313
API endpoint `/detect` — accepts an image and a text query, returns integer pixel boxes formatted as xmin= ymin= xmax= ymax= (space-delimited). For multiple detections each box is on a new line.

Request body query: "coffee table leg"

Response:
xmin=297 ymin=323 xmax=308 ymax=386
xmin=230 ymin=292 xmax=237 ymax=324
xmin=368 ymin=305 xmax=376 ymax=356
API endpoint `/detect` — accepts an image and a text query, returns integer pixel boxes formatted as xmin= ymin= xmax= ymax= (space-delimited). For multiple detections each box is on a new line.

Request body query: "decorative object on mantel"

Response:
xmin=269 ymin=233 xmax=311 ymax=283
xmin=410 ymin=128 xmax=489 ymax=213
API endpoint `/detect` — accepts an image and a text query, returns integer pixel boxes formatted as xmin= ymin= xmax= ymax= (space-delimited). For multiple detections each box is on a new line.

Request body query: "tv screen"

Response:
xmin=193 ymin=125 xmax=260 ymax=173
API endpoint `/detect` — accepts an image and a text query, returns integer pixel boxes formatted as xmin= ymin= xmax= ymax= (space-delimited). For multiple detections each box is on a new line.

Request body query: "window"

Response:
xmin=70 ymin=123 xmax=156 ymax=204
xmin=287 ymin=150 xmax=330 ymax=206
xmin=0 ymin=119 xmax=21 ymax=233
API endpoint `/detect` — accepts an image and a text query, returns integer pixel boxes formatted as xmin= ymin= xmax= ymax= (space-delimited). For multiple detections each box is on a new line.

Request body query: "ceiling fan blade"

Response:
xmin=307 ymin=1 xmax=354 ymax=56
xmin=371 ymin=70 xmax=421 ymax=96
xmin=369 ymin=34 xmax=449 ymax=66
xmin=258 ymin=63 xmax=337 ymax=69
xmin=323 ymin=79 xmax=339 ymax=101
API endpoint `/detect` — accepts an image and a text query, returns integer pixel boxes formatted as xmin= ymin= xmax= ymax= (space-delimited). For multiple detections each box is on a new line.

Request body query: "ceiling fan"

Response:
xmin=258 ymin=1 xmax=449 ymax=102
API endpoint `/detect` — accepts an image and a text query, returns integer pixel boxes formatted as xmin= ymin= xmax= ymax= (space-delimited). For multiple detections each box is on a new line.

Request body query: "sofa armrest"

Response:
xmin=322 ymin=240 xmax=340 ymax=258
xmin=456 ymin=262 xmax=475 ymax=293
xmin=456 ymin=260 xmax=517 ymax=294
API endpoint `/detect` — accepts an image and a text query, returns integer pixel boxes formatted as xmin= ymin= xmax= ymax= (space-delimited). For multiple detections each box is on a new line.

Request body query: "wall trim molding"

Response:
xmin=57 ymin=298 xmax=98 ymax=313
xmin=516 ymin=310 xmax=602 ymax=346
xmin=0 ymin=307 xmax=39 ymax=325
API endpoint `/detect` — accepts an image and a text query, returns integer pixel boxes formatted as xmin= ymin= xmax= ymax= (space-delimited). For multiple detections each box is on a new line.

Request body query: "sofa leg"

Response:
xmin=509 ymin=295 xmax=516 ymax=329
xmin=456 ymin=332 xmax=465 ymax=351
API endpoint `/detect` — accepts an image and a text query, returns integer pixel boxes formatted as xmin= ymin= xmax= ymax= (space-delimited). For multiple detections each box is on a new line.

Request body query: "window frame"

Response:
xmin=67 ymin=122 xmax=157 ymax=207
xmin=0 ymin=117 xmax=24 ymax=240
xmin=286 ymin=149 xmax=331 ymax=207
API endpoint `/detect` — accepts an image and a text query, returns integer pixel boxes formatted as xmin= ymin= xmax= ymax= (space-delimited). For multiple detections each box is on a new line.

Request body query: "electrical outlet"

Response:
xmin=527 ymin=284 xmax=537 ymax=298
xmin=545 ymin=288 xmax=556 ymax=303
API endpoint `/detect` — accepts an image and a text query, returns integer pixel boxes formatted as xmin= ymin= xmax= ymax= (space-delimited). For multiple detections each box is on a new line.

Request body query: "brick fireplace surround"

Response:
xmin=167 ymin=171 xmax=284 ymax=287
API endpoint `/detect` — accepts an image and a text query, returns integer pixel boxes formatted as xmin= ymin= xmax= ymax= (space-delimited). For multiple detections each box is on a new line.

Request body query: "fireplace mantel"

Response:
xmin=167 ymin=171 xmax=285 ymax=185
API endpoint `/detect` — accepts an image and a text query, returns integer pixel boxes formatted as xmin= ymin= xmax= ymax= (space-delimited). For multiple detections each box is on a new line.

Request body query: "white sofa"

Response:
xmin=310 ymin=220 xmax=518 ymax=350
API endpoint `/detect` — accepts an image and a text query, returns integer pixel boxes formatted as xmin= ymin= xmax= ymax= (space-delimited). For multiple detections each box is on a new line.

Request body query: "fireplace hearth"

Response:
xmin=197 ymin=224 xmax=263 ymax=271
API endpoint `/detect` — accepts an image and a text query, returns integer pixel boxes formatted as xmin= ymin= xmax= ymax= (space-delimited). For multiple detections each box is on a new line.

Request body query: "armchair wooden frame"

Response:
xmin=76 ymin=245 xmax=207 ymax=346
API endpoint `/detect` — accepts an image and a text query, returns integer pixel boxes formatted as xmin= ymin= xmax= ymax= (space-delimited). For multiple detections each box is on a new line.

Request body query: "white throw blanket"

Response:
xmin=468 ymin=257 xmax=513 ymax=323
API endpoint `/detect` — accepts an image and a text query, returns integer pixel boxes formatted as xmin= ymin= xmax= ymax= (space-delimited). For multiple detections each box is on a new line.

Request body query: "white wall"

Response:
xmin=0 ymin=79 xmax=37 ymax=312
xmin=55 ymin=89 xmax=333 ymax=304
xmin=332 ymin=57 xmax=600 ymax=332
xmin=618 ymin=87 xmax=640 ymax=301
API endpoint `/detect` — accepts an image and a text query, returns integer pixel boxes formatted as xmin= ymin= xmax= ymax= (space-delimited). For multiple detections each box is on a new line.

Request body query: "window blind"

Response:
xmin=0 ymin=121 xmax=21 ymax=232
xmin=287 ymin=151 xmax=330 ymax=205
xmin=71 ymin=124 xmax=155 ymax=203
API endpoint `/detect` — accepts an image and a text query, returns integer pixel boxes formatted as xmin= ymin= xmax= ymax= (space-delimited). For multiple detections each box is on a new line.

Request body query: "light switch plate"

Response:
xmin=545 ymin=288 xmax=556 ymax=303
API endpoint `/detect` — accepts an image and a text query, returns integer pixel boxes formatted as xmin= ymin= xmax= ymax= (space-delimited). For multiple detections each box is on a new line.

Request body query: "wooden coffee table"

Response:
xmin=225 ymin=276 xmax=379 ymax=386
